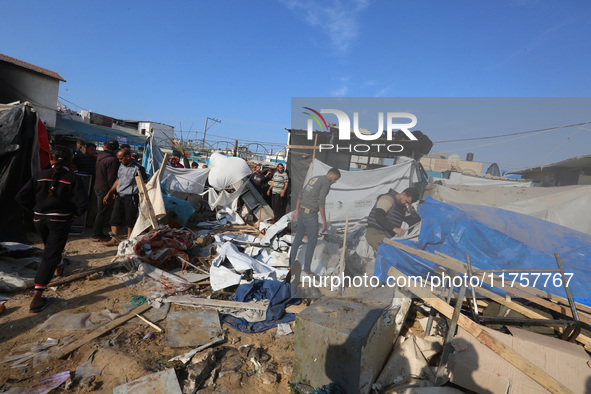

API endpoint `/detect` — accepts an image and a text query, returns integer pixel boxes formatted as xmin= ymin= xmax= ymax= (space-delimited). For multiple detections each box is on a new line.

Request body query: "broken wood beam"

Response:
xmin=383 ymin=239 xmax=591 ymax=348
xmin=385 ymin=239 xmax=591 ymax=323
xmin=388 ymin=266 xmax=574 ymax=394
xmin=164 ymin=296 xmax=306 ymax=314
xmin=48 ymin=262 xmax=122 ymax=287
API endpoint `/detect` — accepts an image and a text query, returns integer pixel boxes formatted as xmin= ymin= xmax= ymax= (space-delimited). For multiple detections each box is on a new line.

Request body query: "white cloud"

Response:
xmin=332 ymin=85 xmax=349 ymax=96
xmin=281 ymin=0 xmax=370 ymax=55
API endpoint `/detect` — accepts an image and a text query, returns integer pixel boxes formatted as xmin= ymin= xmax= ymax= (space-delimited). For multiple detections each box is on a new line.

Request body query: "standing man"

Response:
xmin=290 ymin=168 xmax=341 ymax=273
xmin=73 ymin=142 xmax=97 ymax=177
xmin=103 ymin=149 xmax=147 ymax=246
xmin=365 ymin=187 xmax=420 ymax=252
xmin=249 ymin=164 xmax=264 ymax=195
xmin=267 ymin=163 xmax=289 ymax=223
xmin=92 ymin=139 xmax=119 ymax=242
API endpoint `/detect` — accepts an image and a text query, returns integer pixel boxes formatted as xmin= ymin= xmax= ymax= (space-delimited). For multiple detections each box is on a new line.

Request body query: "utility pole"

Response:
xmin=202 ymin=117 xmax=221 ymax=149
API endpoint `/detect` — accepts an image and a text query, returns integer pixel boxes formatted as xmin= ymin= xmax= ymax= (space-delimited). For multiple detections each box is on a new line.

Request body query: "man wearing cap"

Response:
xmin=92 ymin=139 xmax=120 ymax=242
xmin=102 ymin=149 xmax=147 ymax=246
xmin=366 ymin=187 xmax=420 ymax=251
xmin=290 ymin=168 xmax=341 ymax=273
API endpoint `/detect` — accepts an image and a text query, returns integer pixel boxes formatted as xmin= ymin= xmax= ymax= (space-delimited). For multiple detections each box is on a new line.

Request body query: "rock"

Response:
xmin=215 ymin=372 xmax=242 ymax=389
xmin=184 ymin=352 xmax=216 ymax=393
xmin=219 ymin=347 xmax=243 ymax=374
xmin=282 ymin=365 xmax=293 ymax=378
xmin=261 ymin=371 xmax=278 ymax=385
xmin=238 ymin=344 xmax=253 ymax=359
xmin=191 ymin=349 xmax=216 ymax=365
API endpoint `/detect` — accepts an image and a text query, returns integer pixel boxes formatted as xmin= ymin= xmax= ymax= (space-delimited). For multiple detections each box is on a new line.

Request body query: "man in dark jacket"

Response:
xmin=92 ymin=139 xmax=120 ymax=241
xmin=366 ymin=187 xmax=420 ymax=251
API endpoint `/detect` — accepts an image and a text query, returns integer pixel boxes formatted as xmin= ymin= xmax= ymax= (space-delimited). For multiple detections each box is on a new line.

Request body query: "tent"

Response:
xmin=0 ymin=103 xmax=49 ymax=242
xmin=424 ymin=183 xmax=591 ymax=236
xmin=374 ymin=197 xmax=591 ymax=306
xmin=302 ymin=157 xmax=422 ymax=230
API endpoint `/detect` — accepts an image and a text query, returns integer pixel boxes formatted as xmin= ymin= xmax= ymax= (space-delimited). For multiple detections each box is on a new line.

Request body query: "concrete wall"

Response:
xmin=0 ymin=65 xmax=60 ymax=127
xmin=139 ymin=121 xmax=174 ymax=148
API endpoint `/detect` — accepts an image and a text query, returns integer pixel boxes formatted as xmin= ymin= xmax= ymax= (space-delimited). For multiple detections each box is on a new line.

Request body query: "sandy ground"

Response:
xmin=0 ymin=230 xmax=295 ymax=393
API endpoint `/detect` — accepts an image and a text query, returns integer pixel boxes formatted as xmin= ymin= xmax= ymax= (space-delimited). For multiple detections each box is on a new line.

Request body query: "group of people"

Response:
xmin=289 ymin=167 xmax=420 ymax=279
xmin=17 ymin=141 xmax=418 ymax=312
xmin=92 ymin=139 xmax=147 ymax=246
xmin=168 ymin=153 xmax=208 ymax=169
xmin=249 ymin=163 xmax=290 ymax=223
xmin=16 ymin=140 xmax=147 ymax=312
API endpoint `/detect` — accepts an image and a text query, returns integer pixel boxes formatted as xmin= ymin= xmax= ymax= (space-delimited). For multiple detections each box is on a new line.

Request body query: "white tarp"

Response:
xmin=162 ymin=166 xmax=209 ymax=194
xmin=131 ymin=166 xmax=167 ymax=238
xmin=208 ymin=152 xmax=251 ymax=190
xmin=425 ymin=183 xmax=591 ymax=235
xmin=431 ymin=172 xmax=532 ymax=187
xmin=305 ymin=157 xmax=418 ymax=229
xmin=210 ymin=242 xmax=289 ymax=290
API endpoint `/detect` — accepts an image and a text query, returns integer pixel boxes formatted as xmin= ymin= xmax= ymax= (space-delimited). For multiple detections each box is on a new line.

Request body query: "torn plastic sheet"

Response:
xmin=375 ymin=197 xmax=591 ymax=304
xmin=260 ymin=213 xmax=292 ymax=245
xmin=3 ymin=338 xmax=59 ymax=368
xmin=214 ymin=233 xmax=259 ymax=245
xmin=29 ymin=371 xmax=71 ymax=393
xmin=255 ymin=249 xmax=290 ymax=268
xmin=211 ymin=242 xmax=288 ymax=291
xmin=216 ymin=207 xmax=245 ymax=225
xmin=0 ymin=256 xmax=39 ymax=292
xmin=292 ymin=239 xmax=341 ymax=277
xmin=75 ymin=351 xmax=104 ymax=380
xmin=38 ymin=310 xmax=119 ymax=331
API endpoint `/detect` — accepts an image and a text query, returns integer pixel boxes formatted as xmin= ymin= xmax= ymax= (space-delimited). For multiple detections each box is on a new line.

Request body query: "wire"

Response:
xmin=434 ymin=121 xmax=591 ymax=143
xmin=58 ymin=96 xmax=90 ymax=111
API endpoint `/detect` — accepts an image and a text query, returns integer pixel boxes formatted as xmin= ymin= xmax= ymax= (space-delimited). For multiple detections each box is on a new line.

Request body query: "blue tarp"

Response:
xmin=375 ymin=197 xmax=591 ymax=305
xmin=221 ymin=279 xmax=301 ymax=333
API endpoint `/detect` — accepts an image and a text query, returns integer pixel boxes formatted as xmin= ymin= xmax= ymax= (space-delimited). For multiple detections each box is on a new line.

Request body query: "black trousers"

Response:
xmin=34 ymin=215 xmax=71 ymax=289
xmin=272 ymin=193 xmax=287 ymax=222
xmin=93 ymin=190 xmax=109 ymax=238
xmin=110 ymin=194 xmax=139 ymax=228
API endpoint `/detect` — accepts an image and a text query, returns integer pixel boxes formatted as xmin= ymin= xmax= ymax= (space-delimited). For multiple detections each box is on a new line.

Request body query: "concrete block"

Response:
xmin=293 ymin=295 xmax=401 ymax=393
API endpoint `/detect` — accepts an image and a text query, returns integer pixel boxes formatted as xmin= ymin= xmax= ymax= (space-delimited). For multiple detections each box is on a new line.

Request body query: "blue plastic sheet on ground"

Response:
xmin=375 ymin=197 xmax=591 ymax=306
xmin=221 ymin=279 xmax=301 ymax=333
xmin=162 ymin=194 xmax=195 ymax=226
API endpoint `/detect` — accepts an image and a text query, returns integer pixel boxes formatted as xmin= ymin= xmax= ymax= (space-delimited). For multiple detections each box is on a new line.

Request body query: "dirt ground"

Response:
xmin=0 ymin=229 xmax=296 ymax=393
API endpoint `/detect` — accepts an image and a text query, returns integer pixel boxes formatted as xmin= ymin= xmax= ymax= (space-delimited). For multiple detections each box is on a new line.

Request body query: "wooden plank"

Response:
xmin=388 ymin=266 xmax=574 ymax=394
xmin=165 ymin=296 xmax=306 ymax=314
xmin=52 ymin=303 xmax=151 ymax=359
xmin=384 ymin=239 xmax=591 ymax=348
xmin=385 ymin=239 xmax=591 ymax=320
xmin=434 ymin=249 xmax=591 ymax=316
xmin=48 ymin=262 xmax=121 ymax=287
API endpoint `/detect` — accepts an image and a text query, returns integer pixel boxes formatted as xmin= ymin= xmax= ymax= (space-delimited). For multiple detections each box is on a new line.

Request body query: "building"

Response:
xmin=511 ymin=154 xmax=591 ymax=186
xmin=0 ymin=53 xmax=65 ymax=128
xmin=420 ymin=151 xmax=483 ymax=177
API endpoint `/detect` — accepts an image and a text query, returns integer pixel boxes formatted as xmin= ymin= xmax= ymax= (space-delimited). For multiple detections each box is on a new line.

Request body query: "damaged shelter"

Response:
xmin=2 ymin=119 xmax=591 ymax=394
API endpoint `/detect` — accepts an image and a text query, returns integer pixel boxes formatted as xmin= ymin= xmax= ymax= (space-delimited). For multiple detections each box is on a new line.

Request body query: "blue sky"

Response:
xmin=2 ymin=0 xmax=590 ymax=171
